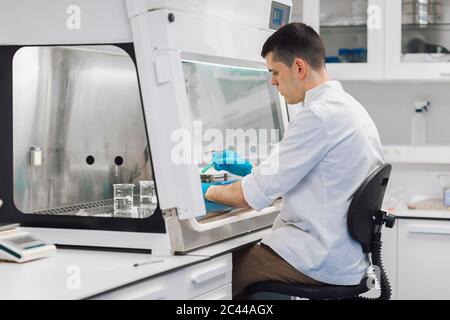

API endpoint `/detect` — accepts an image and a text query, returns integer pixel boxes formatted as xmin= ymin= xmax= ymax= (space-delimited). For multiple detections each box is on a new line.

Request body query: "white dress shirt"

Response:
xmin=242 ymin=81 xmax=384 ymax=285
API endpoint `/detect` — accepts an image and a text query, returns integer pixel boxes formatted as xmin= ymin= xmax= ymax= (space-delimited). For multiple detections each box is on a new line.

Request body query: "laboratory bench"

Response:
xmin=392 ymin=206 xmax=450 ymax=221
xmin=0 ymin=228 xmax=271 ymax=300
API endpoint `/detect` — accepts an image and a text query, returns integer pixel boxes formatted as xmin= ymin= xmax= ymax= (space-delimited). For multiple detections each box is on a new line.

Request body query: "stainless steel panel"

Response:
xmin=13 ymin=46 xmax=156 ymax=218
xmin=164 ymin=208 xmax=279 ymax=253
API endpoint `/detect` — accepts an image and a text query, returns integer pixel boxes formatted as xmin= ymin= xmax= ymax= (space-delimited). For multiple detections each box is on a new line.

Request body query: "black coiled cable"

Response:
xmin=357 ymin=239 xmax=392 ymax=300
xmin=371 ymin=240 xmax=392 ymax=300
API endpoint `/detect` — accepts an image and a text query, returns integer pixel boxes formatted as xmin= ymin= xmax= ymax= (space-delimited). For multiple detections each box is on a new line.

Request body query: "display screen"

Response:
xmin=269 ymin=2 xmax=291 ymax=30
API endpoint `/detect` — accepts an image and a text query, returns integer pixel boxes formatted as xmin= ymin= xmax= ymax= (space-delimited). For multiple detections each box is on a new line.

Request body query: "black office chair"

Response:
xmin=244 ymin=164 xmax=396 ymax=300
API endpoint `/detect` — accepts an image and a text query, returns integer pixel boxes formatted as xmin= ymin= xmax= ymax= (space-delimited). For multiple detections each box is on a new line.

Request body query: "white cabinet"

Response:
xmin=294 ymin=0 xmax=450 ymax=80
xmin=302 ymin=0 xmax=384 ymax=80
xmin=385 ymin=0 xmax=450 ymax=80
xmin=93 ymin=254 xmax=232 ymax=300
xmin=397 ymin=219 xmax=450 ymax=299
xmin=381 ymin=218 xmax=450 ymax=300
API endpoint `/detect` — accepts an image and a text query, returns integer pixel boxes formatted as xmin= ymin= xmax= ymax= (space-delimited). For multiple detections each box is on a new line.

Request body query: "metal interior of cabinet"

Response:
xmin=12 ymin=46 xmax=156 ymax=219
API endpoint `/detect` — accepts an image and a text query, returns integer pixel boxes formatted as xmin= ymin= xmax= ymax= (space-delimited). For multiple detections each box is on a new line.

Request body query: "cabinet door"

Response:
xmin=303 ymin=0 xmax=384 ymax=80
xmin=92 ymin=254 xmax=232 ymax=300
xmin=291 ymin=0 xmax=317 ymax=30
xmin=385 ymin=0 xmax=450 ymax=80
xmin=92 ymin=269 xmax=184 ymax=300
xmin=397 ymin=219 xmax=450 ymax=299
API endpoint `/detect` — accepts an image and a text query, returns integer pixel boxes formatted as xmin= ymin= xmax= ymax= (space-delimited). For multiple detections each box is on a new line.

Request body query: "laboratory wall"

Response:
xmin=287 ymin=80 xmax=450 ymax=212
xmin=342 ymin=81 xmax=450 ymax=146
xmin=344 ymin=81 xmax=450 ymax=205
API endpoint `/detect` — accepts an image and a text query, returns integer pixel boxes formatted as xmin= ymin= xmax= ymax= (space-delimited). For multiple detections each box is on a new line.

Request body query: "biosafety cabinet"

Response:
xmin=0 ymin=0 xmax=291 ymax=252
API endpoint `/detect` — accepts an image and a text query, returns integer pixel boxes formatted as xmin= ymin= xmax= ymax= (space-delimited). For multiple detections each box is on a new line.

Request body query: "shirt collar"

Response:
xmin=304 ymin=80 xmax=342 ymax=106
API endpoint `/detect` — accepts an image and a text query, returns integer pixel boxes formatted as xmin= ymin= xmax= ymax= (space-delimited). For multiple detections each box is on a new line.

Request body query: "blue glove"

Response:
xmin=202 ymin=181 xmax=236 ymax=213
xmin=212 ymin=150 xmax=253 ymax=177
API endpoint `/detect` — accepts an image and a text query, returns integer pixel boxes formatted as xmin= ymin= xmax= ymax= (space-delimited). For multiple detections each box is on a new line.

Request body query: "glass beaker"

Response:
xmin=113 ymin=183 xmax=135 ymax=214
xmin=140 ymin=180 xmax=156 ymax=207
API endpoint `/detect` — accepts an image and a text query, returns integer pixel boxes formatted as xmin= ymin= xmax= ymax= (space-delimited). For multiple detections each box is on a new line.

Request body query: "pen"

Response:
xmin=133 ymin=259 xmax=165 ymax=267
xmin=201 ymin=161 xmax=215 ymax=174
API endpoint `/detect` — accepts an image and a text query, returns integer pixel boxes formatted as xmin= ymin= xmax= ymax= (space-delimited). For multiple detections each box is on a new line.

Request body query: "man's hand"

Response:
xmin=212 ymin=150 xmax=253 ymax=177
xmin=204 ymin=180 xmax=250 ymax=209
xmin=201 ymin=182 xmax=236 ymax=212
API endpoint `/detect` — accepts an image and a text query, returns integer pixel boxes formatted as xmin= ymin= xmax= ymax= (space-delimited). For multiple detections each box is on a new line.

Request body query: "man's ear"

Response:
xmin=294 ymin=58 xmax=307 ymax=79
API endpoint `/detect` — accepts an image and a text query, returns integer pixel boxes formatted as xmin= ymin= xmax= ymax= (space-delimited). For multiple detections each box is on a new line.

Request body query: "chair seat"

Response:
xmin=244 ymin=277 xmax=371 ymax=300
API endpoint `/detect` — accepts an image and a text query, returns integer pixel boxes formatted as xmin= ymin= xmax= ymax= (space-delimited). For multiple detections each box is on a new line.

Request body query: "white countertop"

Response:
xmin=392 ymin=207 xmax=450 ymax=220
xmin=384 ymin=198 xmax=450 ymax=220
xmin=0 ymin=247 xmax=206 ymax=300
xmin=0 ymin=228 xmax=271 ymax=299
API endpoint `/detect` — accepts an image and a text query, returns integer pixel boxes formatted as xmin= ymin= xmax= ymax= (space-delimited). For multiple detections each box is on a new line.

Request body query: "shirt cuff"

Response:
xmin=241 ymin=174 xmax=272 ymax=211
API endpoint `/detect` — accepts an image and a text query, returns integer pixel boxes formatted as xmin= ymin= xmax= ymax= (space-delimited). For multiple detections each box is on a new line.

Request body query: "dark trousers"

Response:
xmin=232 ymin=243 xmax=325 ymax=299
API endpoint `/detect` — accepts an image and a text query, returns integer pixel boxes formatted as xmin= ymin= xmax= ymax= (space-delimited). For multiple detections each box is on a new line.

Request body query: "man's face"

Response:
xmin=265 ymin=52 xmax=305 ymax=104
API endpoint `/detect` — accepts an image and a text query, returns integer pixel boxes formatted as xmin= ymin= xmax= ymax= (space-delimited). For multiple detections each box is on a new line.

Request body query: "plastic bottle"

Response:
xmin=411 ymin=101 xmax=429 ymax=145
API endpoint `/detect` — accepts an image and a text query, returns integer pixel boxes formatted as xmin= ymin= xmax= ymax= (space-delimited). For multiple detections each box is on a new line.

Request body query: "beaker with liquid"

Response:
xmin=140 ymin=180 xmax=157 ymax=207
xmin=113 ymin=183 xmax=135 ymax=214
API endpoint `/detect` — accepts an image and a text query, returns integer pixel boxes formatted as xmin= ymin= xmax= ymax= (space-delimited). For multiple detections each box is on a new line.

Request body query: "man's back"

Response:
xmin=254 ymin=81 xmax=384 ymax=285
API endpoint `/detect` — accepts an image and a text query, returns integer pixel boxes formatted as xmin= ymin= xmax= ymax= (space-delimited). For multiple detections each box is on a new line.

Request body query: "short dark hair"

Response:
xmin=261 ymin=22 xmax=326 ymax=70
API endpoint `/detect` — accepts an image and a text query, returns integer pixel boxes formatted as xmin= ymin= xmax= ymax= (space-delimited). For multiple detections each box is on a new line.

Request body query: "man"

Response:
xmin=202 ymin=22 xmax=384 ymax=299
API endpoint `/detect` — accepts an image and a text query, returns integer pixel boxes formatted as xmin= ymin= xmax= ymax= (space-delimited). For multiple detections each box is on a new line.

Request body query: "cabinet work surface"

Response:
xmin=0 ymin=228 xmax=270 ymax=299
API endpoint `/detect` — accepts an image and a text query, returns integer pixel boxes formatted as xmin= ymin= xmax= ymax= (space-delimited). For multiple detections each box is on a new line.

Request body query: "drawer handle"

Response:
xmin=408 ymin=225 xmax=450 ymax=235
xmin=440 ymin=72 xmax=450 ymax=77
xmin=190 ymin=263 xmax=230 ymax=285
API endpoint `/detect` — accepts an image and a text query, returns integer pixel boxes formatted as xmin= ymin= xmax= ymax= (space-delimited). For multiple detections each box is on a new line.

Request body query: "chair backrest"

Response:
xmin=347 ymin=164 xmax=392 ymax=253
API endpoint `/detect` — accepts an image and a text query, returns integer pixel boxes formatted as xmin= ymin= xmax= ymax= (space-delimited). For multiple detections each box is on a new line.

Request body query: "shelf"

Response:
xmin=383 ymin=145 xmax=450 ymax=165
xmin=320 ymin=24 xmax=367 ymax=32
xmin=402 ymin=22 xmax=450 ymax=30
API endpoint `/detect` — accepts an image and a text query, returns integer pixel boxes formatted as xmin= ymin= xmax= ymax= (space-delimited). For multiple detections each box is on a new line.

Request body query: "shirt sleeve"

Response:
xmin=242 ymin=106 xmax=329 ymax=211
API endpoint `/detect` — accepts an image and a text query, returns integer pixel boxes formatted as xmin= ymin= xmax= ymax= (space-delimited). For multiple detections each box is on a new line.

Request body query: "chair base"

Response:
xmin=244 ymin=278 xmax=371 ymax=300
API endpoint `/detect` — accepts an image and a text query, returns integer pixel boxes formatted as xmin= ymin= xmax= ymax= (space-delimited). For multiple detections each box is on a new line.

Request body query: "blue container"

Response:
xmin=351 ymin=48 xmax=367 ymax=63
xmin=325 ymin=56 xmax=341 ymax=63
xmin=338 ymin=48 xmax=352 ymax=62
xmin=338 ymin=48 xmax=367 ymax=63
